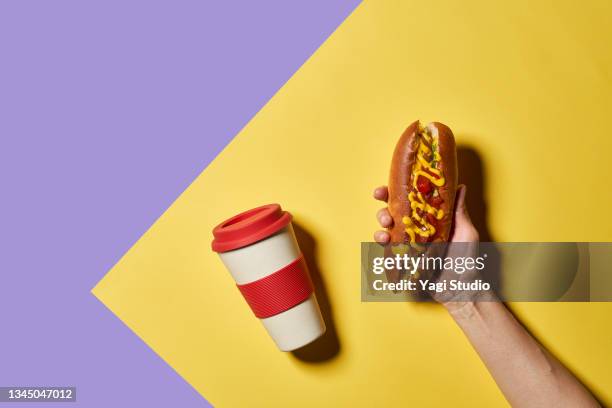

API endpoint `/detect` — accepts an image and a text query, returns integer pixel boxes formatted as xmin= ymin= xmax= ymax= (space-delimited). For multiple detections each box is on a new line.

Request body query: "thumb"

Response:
xmin=450 ymin=184 xmax=479 ymax=242
xmin=453 ymin=184 xmax=473 ymax=228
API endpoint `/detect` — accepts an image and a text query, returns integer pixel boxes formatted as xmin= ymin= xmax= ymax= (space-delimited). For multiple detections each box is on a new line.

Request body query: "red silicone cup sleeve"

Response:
xmin=236 ymin=255 xmax=313 ymax=319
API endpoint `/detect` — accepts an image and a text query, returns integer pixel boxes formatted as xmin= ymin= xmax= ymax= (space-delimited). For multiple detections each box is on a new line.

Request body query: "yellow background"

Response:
xmin=93 ymin=0 xmax=612 ymax=406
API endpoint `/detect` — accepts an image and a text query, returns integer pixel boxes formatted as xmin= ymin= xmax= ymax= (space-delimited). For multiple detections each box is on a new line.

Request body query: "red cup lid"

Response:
xmin=211 ymin=204 xmax=292 ymax=253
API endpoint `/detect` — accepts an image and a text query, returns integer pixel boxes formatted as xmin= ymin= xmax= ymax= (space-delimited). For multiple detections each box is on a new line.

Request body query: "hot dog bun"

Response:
xmin=388 ymin=120 xmax=458 ymax=244
xmin=384 ymin=120 xmax=457 ymax=284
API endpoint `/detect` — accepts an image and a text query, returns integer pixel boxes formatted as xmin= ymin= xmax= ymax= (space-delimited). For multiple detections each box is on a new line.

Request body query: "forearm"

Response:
xmin=447 ymin=301 xmax=599 ymax=407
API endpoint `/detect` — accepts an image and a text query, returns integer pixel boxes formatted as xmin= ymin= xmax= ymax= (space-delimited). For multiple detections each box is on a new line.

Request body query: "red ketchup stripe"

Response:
xmin=236 ymin=255 xmax=313 ymax=319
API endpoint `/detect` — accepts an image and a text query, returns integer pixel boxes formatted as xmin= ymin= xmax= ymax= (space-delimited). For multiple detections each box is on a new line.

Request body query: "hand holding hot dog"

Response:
xmin=371 ymin=121 xmax=599 ymax=406
xmin=374 ymin=184 xmax=485 ymax=305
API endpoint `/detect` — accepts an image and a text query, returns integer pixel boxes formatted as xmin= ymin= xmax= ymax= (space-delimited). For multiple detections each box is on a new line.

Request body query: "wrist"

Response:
xmin=443 ymin=291 xmax=499 ymax=319
xmin=443 ymin=300 xmax=477 ymax=317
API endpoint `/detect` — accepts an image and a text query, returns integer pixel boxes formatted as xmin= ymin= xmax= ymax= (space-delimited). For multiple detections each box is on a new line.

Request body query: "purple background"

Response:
xmin=0 ymin=1 xmax=360 ymax=406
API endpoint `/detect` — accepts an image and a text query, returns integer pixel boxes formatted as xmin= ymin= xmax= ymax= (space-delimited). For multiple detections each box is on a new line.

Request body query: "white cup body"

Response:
xmin=218 ymin=224 xmax=326 ymax=351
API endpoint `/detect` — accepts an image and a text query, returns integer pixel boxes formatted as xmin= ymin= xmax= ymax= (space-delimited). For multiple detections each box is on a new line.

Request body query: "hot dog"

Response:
xmin=385 ymin=120 xmax=458 ymax=282
xmin=388 ymin=120 xmax=458 ymax=243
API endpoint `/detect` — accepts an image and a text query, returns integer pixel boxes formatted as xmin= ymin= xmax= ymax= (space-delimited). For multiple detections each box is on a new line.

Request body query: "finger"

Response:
xmin=451 ymin=184 xmax=479 ymax=242
xmin=374 ymin=230 xmax=390 ymax=244
xmin=376 ymin=207 xmax=393 ymax=227
xmin=373 ymin=186 xmax=388 ymax=202
xmin=455 ymin=185 xmax=466 ymax=207
xmin=454 ymin=184 xmax=470 ymax=221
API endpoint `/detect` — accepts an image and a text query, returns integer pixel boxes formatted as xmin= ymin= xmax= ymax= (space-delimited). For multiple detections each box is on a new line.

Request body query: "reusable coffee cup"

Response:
xmin=211 ymin=204 xmax=326 ymax=351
